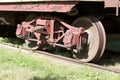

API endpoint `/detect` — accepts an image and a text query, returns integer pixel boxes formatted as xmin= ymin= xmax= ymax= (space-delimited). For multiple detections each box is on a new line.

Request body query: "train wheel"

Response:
xmin=25 ymin=39 xmax=40 ymax=50
xmin=25 ymin=33 xmax=43 ymax=50
xmin=72 ymin=17 xmax=106 ymax=62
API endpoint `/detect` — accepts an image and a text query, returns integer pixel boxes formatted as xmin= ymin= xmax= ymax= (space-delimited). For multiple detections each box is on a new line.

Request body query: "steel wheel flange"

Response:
xmin=72 ymin=17 xmax=106 ymax=62
xmin=25 ymin=39 xmax=40 ymax=50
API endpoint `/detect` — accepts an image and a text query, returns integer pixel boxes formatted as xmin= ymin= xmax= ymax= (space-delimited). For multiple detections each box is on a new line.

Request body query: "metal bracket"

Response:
xmin=0 ymin=17 xmax=10 ymax=25
xmin=116 ymin=0 xmax=119 ymax=16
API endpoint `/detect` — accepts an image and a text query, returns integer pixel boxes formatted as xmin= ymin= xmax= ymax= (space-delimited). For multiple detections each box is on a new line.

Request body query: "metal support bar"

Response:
xmin=54 ymin=44 xmax=67 ymax=48
xmin=116 ymin=0 xmax=119 ymax=16
xmin=48 ymin=20 xmax=55 ymax=43
xmin=0 ymin=17 xmax=10 ymax=25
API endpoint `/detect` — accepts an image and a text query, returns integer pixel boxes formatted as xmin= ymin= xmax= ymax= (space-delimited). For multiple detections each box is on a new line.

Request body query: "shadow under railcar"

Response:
xmin=0 ymin=25 xmax=16 ymax=37
xmin=97 ymin=40 xmax=120 ymax=68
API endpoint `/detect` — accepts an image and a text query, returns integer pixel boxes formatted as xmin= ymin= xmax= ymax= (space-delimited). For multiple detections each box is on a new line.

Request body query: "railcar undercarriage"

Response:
xmin=0 ymin=1 xmax=120 ymax=62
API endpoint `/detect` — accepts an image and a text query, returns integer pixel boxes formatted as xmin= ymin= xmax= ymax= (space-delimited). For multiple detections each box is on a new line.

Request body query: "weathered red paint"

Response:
xmin=104 ymin=0 xmax=119 ymax=7
xmin=0 ymin=2 xmax=78 ymax=12
xmin=63 ymin=27 xmax=84 ymax=48
xmin=16 ymin=24 xmax=28 ymax=39
xmin=16 ymin=16 xmax=85 ymax=49
xmin=104 ymin=0 xmax=120 ymax=15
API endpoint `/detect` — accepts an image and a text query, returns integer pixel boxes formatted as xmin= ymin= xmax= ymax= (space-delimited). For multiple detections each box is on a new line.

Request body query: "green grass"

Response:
xmin=0 ymin=47 xmax=120 ymax=80
xmin=106 ymin=41 xmax=120 ymax=52
xmin=0 ymin=37 xmax=25 ymax=47
xmin=0 ymin=37 xmax=120 ymax=80
xmin=0 ymin=37 xmax=74 ymax=58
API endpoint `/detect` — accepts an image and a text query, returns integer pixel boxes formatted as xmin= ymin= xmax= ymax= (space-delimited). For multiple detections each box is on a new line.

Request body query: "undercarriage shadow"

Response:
xmin=97 ymin=49 xmax=120 ymax=66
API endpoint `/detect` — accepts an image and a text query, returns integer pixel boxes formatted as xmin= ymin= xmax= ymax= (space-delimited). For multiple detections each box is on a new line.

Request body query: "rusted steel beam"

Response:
xmin=0 ymin=0 xmax=104 ymax=3
xmin=104 ymin=0 xmax=120 ymax=7
xmin=104 ymin=0 xmax=120 ymax=15
xmin=0 ymin=2 xmax=78 ymax=12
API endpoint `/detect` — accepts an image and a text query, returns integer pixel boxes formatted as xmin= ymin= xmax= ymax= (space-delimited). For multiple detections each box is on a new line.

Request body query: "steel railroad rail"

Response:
xmin=0 ymin=43 xmax=120 ymax=74
xmin=0 ymin=0 xmax=120 ymax=63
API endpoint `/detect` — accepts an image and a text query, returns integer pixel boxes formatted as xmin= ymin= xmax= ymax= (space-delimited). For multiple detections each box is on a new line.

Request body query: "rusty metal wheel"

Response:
xmin=72 ymin=17 xmax=106 ymax=62
xmin=25 ymin=33 xmax=47 ymax=50
xmin=25 ymin=33 xmax=43 ymax=50
xmin=25 ymin=39 xmax=40 ymax=50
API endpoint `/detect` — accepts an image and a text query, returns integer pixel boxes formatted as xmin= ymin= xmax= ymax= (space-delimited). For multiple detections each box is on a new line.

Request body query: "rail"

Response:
xmin=0 ymin=43 xmax=120 ymax=74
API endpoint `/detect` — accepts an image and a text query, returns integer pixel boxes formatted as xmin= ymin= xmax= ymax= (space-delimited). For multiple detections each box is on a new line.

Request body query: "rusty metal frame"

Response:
xmin=104 ymin=0 xmax=120 ymax=16
xmin=0 ymin=2 xmax=78 ymax=12
xmin=16 ymin=16 xmax=85 ymax=49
